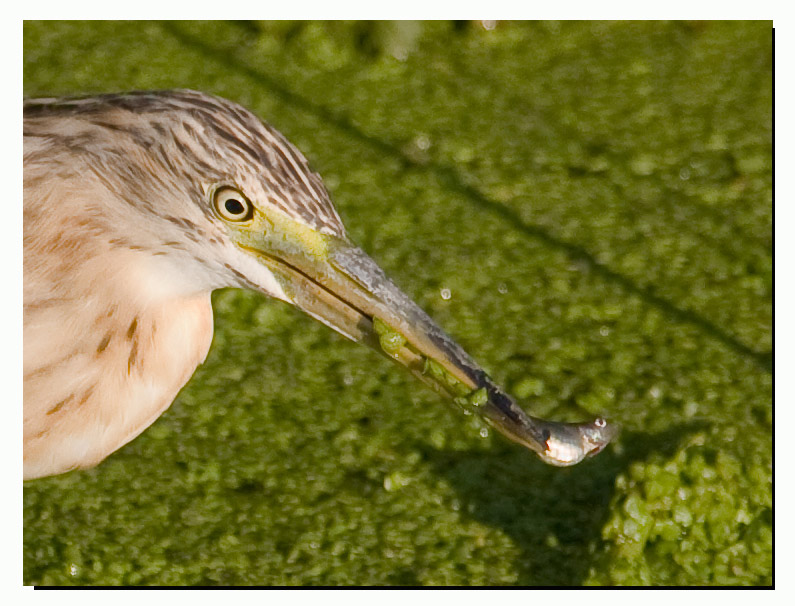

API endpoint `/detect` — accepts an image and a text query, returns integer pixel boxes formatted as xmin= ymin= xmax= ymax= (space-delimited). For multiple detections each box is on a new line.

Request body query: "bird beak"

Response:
xmin=237 ymin=221 xmax=616 ymax=466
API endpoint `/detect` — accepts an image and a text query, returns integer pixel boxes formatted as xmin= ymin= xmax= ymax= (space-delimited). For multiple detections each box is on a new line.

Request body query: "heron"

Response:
xmin=23 ymin=89 xmax=616 ymax=480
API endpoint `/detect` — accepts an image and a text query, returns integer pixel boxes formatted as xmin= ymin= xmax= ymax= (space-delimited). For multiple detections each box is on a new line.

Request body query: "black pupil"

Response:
xmin=224 ymin=198 xmax=245 ymax=216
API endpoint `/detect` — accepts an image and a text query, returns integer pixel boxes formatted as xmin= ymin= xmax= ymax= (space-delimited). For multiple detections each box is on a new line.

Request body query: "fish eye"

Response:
xmin=212 ymin=186 xmax=253 ymax=222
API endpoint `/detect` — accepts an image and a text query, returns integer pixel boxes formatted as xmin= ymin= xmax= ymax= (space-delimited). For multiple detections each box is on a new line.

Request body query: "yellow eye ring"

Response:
xmin=212 ymin=186 xmax=253 ymax=222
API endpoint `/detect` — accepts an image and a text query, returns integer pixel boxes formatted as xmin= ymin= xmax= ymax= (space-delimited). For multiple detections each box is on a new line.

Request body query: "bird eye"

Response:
xmin=212 ymin=186 xmax=253 ymax=222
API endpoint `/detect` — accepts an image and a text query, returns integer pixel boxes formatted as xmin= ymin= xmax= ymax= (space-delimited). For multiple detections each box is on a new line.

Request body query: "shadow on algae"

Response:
xmin=424 ymin=421 xmax=712 ymax=586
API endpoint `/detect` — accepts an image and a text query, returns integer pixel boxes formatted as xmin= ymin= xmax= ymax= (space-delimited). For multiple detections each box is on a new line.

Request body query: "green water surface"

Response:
xmin=23 ymin=20 xmax=772 ymax=586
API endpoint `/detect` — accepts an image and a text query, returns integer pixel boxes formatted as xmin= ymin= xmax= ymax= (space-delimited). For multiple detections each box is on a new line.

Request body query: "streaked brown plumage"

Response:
xmin=24 ymin=90 xmax=616 ymax=479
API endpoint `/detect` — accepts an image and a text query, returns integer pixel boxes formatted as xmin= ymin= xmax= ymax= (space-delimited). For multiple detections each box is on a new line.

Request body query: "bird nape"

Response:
xmin=23 ymin=89 xmax=616 ymax=480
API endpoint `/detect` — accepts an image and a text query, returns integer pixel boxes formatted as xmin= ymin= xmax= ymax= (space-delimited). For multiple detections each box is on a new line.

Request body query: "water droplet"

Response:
xmin=679 ymin=167 xmax=691 ymax=180
xmin=440 ymin=288 xmax=451 ymax=300
xmin=342 ymin=373 xmax=354 ymax=386
xmin=481 ymin=20 xmax=497 ymax=31
xmin=414 ymin=134 xmax=431 ymax=151
xmin=497 ymin=283 xmax=508 ymax=294
xmin=69 ymin=563 xmax=78 ymax=576
xmin=479 ymin=427 xmax=489 ymax=438
xmin=599 ymin=326 xmax=610 ymax=337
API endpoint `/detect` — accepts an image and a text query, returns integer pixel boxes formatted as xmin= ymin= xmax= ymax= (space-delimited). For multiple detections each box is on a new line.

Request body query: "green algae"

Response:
xmin=421 ymin=356 xmax=470 ymax=399
xmin=23 ymin=20 xmax=771 ymax=586
xmin=372 ymin=316 xmax=406 ymax=357
xmin=467 ymin=387 xmax=488 ymax=408
xmin=586 ymin=425 xmax=771 ymax=585
xmin=453 ymin=387 xmax=489 ymax=413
